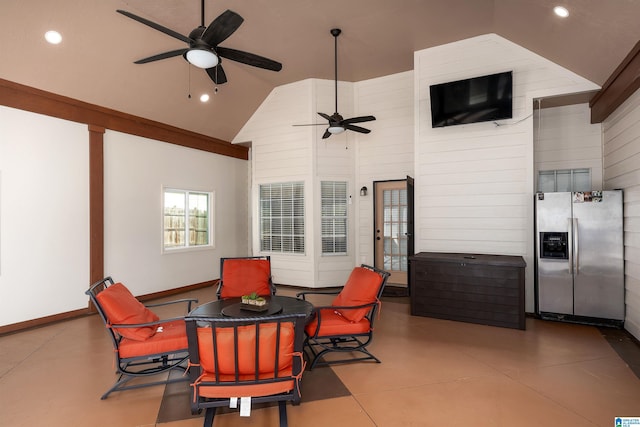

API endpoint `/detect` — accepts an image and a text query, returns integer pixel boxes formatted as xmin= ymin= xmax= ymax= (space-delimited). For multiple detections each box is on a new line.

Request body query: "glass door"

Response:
xmin=374 ymin=180 xmax=409 ymax=285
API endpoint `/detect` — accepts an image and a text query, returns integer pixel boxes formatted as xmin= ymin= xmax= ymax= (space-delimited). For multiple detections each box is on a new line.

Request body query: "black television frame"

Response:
xmin=429 ymin=71 xmax=513 ymax=128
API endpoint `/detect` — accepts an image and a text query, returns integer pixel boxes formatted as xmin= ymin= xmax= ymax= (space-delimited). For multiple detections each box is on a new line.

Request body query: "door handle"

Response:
xmin=573 ymin=218 xmax=579 ymax=275
xmin=567 ymin=218 xmax=573 ymax=274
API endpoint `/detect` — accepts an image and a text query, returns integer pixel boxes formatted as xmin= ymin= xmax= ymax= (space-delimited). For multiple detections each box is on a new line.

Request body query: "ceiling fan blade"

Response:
xmin=318 ymin=112 xmax=332 ymax=122
xmin=134 ymin=49 xmax=188 ymax=64
xmin=217 ymin=47 xmax=282 ymax=71
xmin=322 ymin=130 xmax=332 ymax=139
xmin=117 ymin=10 xmax=191 ymax=44
xmin=344 ymin=124 xmax=371 ymax=134
xmin=201 ymin=10 xmax=244 ymax=46
xmin=206 ymin=64 xmax=228 ymax=85
xmin=343 ymin=115 xmax=376 ymax=125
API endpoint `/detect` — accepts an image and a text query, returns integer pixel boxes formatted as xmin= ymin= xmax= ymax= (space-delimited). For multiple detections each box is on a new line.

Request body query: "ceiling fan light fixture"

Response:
xmin=328 ymin=125 xmax=345 ymax=134
xmin=186 ymin=48 xmax=218 ymax=69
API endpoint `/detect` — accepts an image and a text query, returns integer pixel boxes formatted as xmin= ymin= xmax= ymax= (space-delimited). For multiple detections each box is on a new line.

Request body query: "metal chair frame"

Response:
xmin=86 ymin=276 xmax=198 ymax=399
xmin=186 ymin=313 xmax=307 ymax=427
xmin=297 ymin=264 xmax=390 ymax=369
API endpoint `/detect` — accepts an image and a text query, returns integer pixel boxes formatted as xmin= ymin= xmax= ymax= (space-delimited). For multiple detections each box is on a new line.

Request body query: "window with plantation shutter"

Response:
xmin=163 ymin=188 xmax=213 ymax=251
xmin=321 ymin=181 xmax=347 ymax=255
xmin=259 ymin=182 xmax=305 ymax=254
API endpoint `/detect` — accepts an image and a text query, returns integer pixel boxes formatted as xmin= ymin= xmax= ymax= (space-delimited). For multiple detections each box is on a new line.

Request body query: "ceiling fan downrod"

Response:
xmin=331 ymin=28 xmax=341 ymax=114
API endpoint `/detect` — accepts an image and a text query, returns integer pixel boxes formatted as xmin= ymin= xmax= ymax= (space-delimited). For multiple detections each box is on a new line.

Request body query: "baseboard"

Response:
xmin=0 ymin=279 xmax=218 ymax=336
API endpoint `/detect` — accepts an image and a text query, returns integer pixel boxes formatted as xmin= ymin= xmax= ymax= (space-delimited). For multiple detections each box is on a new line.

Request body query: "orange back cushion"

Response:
xmin=332 ymin=267 xmax=383 ymax=322
xmin=96 ymin=282 xmax=159 ymax=341
xmin=220 ymin=259 xmax=271 ymax=299
xmin=196 ymin=323 xmax=294 ymax=375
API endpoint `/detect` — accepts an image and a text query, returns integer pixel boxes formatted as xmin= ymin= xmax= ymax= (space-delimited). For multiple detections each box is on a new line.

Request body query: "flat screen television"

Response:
xmin=429 ymin=71 xmax=513 ymax=128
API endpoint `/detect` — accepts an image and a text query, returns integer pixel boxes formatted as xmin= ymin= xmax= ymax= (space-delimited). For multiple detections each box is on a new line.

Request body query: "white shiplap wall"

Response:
xmin=235 ymin=72 xmax=416 ymax=286
xmin=534 ymin=103 xmax=603 ymax=190
xmin=414 ymin=34 xmax=599 ymax=311
xmin=235 ymin=80 xmax=317 ymax=286
xmin=234 ymin=79 xmax=359 ymax=287
xmin=354 ymin=71 xmax=415 ymax=267
xmin=602 ymin=88 xmax=640 ymax=340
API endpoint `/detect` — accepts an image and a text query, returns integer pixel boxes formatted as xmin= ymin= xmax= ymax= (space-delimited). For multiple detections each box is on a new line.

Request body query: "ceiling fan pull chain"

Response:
xmin=187 ymin=65 xmax=192 ymax=99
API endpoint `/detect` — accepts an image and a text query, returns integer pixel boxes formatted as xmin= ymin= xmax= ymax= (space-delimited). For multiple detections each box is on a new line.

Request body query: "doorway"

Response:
xmin=373 ymin=177 xmax=414 ymax=287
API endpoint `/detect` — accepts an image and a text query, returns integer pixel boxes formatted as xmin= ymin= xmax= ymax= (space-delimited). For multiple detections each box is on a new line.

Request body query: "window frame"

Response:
xmin=321 ymin=180 xmax=348 ymax=256
xmin=259 ymin=181 xmax=305 ymax=255
xmin=162 ymin=187 xmax=215 ymax=254
xmin=537 ymin=168 xmax=591 ymax=193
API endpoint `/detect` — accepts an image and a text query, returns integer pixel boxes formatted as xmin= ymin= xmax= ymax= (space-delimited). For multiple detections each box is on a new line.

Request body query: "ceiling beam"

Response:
xmin=590 ymin=40 xmax=640 ymax=123
xmin=0 ymin=78 xmax=248 ymax=160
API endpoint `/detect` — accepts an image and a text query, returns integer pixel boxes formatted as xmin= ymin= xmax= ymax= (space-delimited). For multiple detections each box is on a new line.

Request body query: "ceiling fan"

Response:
xmin=295 ymin=28 xmax=376 ymax=139
xmin=116 ymin=0 xmax=282 ymax=85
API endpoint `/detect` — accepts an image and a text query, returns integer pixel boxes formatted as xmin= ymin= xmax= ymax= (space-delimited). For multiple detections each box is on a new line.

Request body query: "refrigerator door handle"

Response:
xmin=567 ymin=217 xmax=573 ymax=274
xmin=573 ymin=218 xmax=579 ymax=275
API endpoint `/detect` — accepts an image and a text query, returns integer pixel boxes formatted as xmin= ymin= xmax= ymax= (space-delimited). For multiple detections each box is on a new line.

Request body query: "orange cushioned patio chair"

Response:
xmin=296 ymin=264 xmax=390 ymax=369
xmin=186 ymin=312 xmax=307 ymax=427
xmin=86 ymin=276 xmax=198 ymax=399
xmin=217 ymin=256 xmax=275 ymax=299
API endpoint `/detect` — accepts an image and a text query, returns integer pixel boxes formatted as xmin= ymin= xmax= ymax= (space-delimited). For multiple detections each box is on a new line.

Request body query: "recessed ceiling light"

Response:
xmin=200 ymin=94 xmax=210 ymax=103
xmin=44 ymin=30 xmax=62 ymax=44
xmin=553 ymin=6 xmax=569 ymax=18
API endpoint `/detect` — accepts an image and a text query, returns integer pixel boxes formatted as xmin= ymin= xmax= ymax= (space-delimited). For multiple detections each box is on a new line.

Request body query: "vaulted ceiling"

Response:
xmin=1 ymin=0 xmax=639 ymax=142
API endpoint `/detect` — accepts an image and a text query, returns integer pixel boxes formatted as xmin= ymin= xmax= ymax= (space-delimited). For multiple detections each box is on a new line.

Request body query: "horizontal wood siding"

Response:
xmin=414 ymin=34 xmax=599 ymax=311
xmin=235 ymin=81 xmax=317 ymax=286
xmin=534 ymin=103 xmax=603 ymax=189
xmin=603 ymin=88 xmax=640 ymax=340
xmin=355 ymin=71 xmax=415 ymax=267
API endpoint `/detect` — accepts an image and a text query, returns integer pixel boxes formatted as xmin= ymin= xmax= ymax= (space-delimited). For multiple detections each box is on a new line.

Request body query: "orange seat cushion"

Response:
xmin=220 ymin=259 xmax=272 ymax=299
xmin=118 ymin=319 xmax=188 ymax=358
xmin=305 ymin=308 xmax=372 ymax=337
xmin=197 ymin=372 xmax=295 ymax=399
xmin=96 ymin=282 xmax=160 ymax=341
xmin=196 ymin=323 xmax=294 ymax=375
xmin=331 ymin=267 xmax=383 ymax=322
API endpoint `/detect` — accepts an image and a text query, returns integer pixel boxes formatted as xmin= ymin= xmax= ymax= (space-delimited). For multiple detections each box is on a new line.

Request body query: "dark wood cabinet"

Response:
xmin=409 ymin=252 xmax=526 ymax=330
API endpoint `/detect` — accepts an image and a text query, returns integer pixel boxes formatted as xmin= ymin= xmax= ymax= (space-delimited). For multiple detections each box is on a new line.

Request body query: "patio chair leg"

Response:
xmin=278 ymin=401 xmax=288 ymax=427
xmin=203 ymin=407 xmax=216 ymax=427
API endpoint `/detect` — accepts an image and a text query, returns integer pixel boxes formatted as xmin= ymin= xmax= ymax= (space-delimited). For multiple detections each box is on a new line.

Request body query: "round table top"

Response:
xmin=187 ymin=295 xmax=314 ymax=320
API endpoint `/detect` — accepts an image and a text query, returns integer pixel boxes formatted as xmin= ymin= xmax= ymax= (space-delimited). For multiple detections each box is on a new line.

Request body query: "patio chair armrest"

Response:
xmin=296 ymin=289 xmax=341 ymax=300
xmin=110 ymin=316 xmax=187 ymax=329
xmin=145 ymin=298 xmax=199 ymax=312
xmin=319 ymin=301 xmax=376 ymax=311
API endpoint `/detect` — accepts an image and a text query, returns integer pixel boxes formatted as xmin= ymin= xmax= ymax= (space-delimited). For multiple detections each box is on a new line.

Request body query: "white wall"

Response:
xmin=0 ymin=106 xmax=89 ymax=326
xmin=354 ymin=71 xmax=415 ymax=266
xmin=602 ymin=88 xmax=640 ymax=341
xmin=234 ymin=79 xmax=359 ymax=287
xmin=235 ymin=73 xmax=416 ymax=287
xmin=534 ymin=103 xmax=603 ymax=190
xmin=103 ymin=131 xmax=248 ymax=296
xmin=414 ymin=34 xmax=599 ymax=312
xmin=235 ymin=80 xmax=317 ymax=286
xmin=0 ymin=107 xmax=249 ymax=327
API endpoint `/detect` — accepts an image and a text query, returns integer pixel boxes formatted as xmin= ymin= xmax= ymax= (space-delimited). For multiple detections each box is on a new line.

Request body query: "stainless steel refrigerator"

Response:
xmin=535 ymin=190 xmax=624 ymax=324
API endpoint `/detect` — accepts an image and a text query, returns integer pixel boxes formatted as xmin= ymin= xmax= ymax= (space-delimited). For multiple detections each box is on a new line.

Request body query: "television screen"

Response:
xmin=429 ymin=71 xmax=513 ymax=128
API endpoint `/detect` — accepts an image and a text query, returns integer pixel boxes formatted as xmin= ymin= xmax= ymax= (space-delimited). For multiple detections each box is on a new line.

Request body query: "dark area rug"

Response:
xmin=598 ymin=327 xmax=640 ymax=379
xmin=156 ymin=365 xmax=350 ymax=423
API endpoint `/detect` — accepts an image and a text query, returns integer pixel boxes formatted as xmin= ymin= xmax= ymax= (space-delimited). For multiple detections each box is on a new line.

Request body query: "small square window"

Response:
xmin=163 ymin=188 xmax=213 ymax=251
